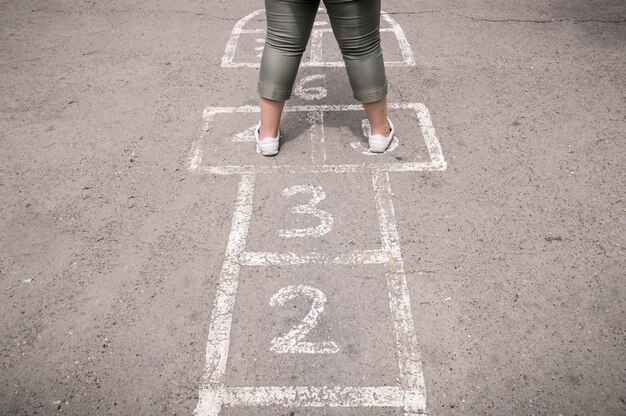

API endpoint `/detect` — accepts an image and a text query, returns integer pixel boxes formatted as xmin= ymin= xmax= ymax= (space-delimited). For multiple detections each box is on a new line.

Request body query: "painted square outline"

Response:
xmin=188 ymin=103 xmax=446 ymax=176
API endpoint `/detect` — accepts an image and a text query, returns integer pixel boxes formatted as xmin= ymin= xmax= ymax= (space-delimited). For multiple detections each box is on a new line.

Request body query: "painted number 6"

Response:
xmin=269 ymin=285 xmax=339 ymax=354
xmin=294 ymin=74 xmax=327 ymax=100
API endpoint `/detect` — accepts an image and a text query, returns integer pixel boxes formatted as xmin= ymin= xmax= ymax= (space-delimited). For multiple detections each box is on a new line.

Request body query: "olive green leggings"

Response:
xmin=258 ymin=0 xmax=387 ymax=103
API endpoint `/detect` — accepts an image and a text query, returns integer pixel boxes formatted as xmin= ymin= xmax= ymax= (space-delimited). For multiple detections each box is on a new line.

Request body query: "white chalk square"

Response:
xmin=245 ymin=172 xmax=382 ymax=255
xmin=321 ymin=107 xmax=431 ymax=166
xmin=224 ymin=264 xmax=399 ymax=387
xmin=190 ymin=103 xmax=445 ymax=175
xmin=196 ymin=111 xmax=315 ymax=168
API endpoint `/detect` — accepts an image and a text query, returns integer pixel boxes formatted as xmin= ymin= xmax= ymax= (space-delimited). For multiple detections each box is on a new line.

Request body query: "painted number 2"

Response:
xmin=278 ymin=185 xmax=333 ymax=238
xmin=269 ymin=285 xmax=339 ymax=354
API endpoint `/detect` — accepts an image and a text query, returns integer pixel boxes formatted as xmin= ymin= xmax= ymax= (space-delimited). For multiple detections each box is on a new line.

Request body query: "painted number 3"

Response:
xmin=270 ymin=285 xmax=339 ymax=354
xmin=278 ymin=185 xmax=333 ymax=238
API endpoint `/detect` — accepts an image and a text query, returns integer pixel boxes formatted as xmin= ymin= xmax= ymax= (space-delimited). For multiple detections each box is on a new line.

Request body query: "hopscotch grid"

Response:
xmin=223 ymin=9 xmax=415 ymax=68
xmin=198 ymin=8 xmax=431 ymax=415
xmin=195 ymin=171 xmax=428 ymax=415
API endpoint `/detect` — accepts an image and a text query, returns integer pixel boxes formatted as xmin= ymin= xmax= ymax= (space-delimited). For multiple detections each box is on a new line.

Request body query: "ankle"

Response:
xmin=370 ymin=122 xmax=391 ymax=137
xmin=259 ymin=125 xmax=279 ymax=140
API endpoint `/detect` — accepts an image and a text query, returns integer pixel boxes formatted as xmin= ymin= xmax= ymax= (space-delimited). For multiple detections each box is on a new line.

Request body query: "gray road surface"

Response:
xmin=1 ymin=0 xmax=625 ymax=415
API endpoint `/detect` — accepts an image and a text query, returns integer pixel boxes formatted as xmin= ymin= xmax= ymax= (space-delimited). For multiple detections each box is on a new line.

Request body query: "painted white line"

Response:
xmin=310 ymin=29 xmax=324 ymax=63
xmin=241 ymin=28 xmax=266 ymax=34
xmin=187 ymin=111 xmax=214 ymax=172
xmin=381 ymin=12 xmax=416 ymax=66
xmin=220 ymin=386 xmax=407 ymax=407
xmin=372 ymin=170 xmax=427 ymax=414
xmin=188 ymin=141 xmax=204 ymax=171
xmin=202 ymin=103 xmax=421 ymax=116
xmin=308 ymin=110 xmax=326 ymax=164
xmin=232 ymin=124 xmax=258 ymax=142
xmin=222 ymin=9 xmax=265 ymax=68
xmin=194 ymin=161 xmax=444 ymax=175
xmin=238 ymin=249 xmax=389 ymax=266
xmin=194 ymin=174 xmax=256 ymax=416
xmin=415 ymin=104 xmax=446 ymax=171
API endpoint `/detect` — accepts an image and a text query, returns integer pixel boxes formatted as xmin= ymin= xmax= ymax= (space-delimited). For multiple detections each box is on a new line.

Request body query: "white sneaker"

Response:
xmin=368 ymin=118 xmax=395 ymax=153
xmin=254 ymin=123 xmax=280 ymax=156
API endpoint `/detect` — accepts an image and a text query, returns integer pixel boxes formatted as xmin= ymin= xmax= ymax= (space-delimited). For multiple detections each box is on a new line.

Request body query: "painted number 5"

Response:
xmin=269 ymin=285 xmax=339 ymax=354
xmin=278 ymin=185 xmax=333 ymax=238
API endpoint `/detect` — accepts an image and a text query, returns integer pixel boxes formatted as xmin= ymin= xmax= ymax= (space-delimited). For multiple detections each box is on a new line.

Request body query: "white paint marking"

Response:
xmin=381 ymin=12 xmax=416 ymax=66
xmin=188 ymin=141 xmax=204 ymax=171
xmin=277 ymin=185 xmax=333 ymax=238
xmin=238 ymin=249 xmax=389 ymax=266
xmin=372 ymin=170 xmax=427 ymax=414
xmin=222 ymin=9 xmax=265 ymax=68
xmin=313 ymin=21 xmax=327 ymax=26
xmin=232 ymin=124 xmax=258 ymax=142
xmin=415 ymin=104 xmax=446 ymax=170
xmin=270 ymin=285 xmax=339 ymax=354
xmin=221 ymin=386 xmax=405 ymax=408
xmin=310 ymin=29 xmax=324 ymax=63
xmin=196 ymin=161 xmax=444 ymax=175
xmin=188 ymin=112 xmax=214 ymax=172
xmin=193 ymin=174 xmax=256 ymax=416
xmin=294 ymin=74 xmax=327 ymax=100
xmin=203 ymin=103 xmax=420 ymax=116
xmin=308 ymin=110 xmax=326 ymax=164
xmin=240 ymin=29 xmax=266 ymax=34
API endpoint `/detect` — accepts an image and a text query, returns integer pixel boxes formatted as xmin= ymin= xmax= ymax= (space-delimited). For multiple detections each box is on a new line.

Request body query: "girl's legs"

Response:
xmin=258 ymin=0 xmax=390 ymax=146
xmin=258 ymin=0 xmax=320 ymax=141
xmin=324 ymin=0 xmax=390 ymax=137
xmin=363 ymin=97 xmax=391 ymax=136
xmin=259 ymin=97 xmax=285 ymax=139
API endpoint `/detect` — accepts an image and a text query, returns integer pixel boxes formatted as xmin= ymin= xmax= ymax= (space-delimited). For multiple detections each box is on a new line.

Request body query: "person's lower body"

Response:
xmin=257 ymin=0 xmax=391 ymax=155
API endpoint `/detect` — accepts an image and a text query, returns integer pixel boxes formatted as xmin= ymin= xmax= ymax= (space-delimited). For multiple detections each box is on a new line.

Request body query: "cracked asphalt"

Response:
xmin=1 ymin=0 xmax=625 ymax=415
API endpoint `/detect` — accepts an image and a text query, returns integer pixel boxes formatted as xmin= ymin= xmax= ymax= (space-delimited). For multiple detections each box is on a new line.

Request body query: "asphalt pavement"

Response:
xmin=1 ymin=0 xmax=625 ymax=415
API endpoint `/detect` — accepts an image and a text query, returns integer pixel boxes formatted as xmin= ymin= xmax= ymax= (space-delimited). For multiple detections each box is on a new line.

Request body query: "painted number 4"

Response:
xmin=270 ymin=285 xmax=339 ymax=354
